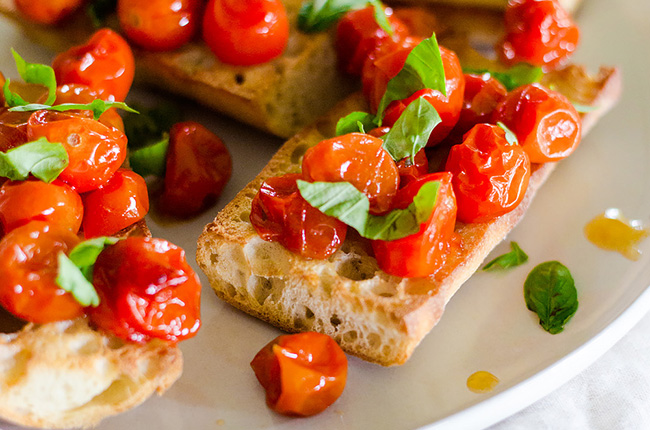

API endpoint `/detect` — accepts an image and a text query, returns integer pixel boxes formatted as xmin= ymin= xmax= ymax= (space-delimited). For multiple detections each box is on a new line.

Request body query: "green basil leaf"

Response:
xmin=0 ymin=137 xmax=69 ymax=182
xmin=87 ymin=0 xmax=117 ymax=28
xmin=5 ymin=49 xmax=57 ymax=107
xmin=483 ymin=241 xmax=528 ymax=271
xmin=298 ymin=0 xmax=391 ymax=34
xmin=464 ymin=64 xmax=543 ymax=92
xmin=336 ymin=111 xmax=377 ymax=135
xmin=369 ymin=0 xmax=392 ymax=35
xmin=123 ymin=102 xmax=182 ymax=149
xmin=297 ymin=179 xmax=439 ymax=241
xmin=129 ymin=136 xmax=170 ymax=177
xmin=9 ymin=99 xmax=138 ymax=120
xmin=376 ymin=35 xmax=446 ymax=121
xmin=56 ymin=237 xmax=120 ymax=307
xmin=496 ymin=121 xmax=519 ymax=146
xmin=381 ymin=96 xmax=441 ymax=162
xmin=524 ymin=261 xmax=578 ymax=334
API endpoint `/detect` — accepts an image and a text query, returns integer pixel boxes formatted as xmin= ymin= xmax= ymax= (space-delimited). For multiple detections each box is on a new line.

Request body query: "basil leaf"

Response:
xmin=56 ymin=237 xmax=120 ymax=307
xmin=123 ymin=102 xmax=182 ymax=149
xmin=376 ymin=35 xmax=446 ymax=121
xmin=496 ymin=121 xmax=519 ymax=146
xmin=381 ymin=96 xmax=441 ymax=162
xmin=87 ymin=0 xmax=117 ymax=28
xmin=336 ymin=111 xmax=377 ymax=135
xmin=9 ymin=99 xmax=138 ymax=120
xmin=297 ymin=179 xmax=439 ymax=241
xmin=298 ymin=0 xmax=391 ymax=34
xmin=482 ymin=241 xmax=528 ymax=271
xmin=4 ymin=49 xmax=57 ymax=107
xmin=0 ymin=137 xmax=69 ymax=182
xmin=464 ymin=64 xmax=543 ymax=92
xmin=129 ymin=136 xmax=170 ymax=177
xmin=524 ymin=261 xmax=578 ymax=334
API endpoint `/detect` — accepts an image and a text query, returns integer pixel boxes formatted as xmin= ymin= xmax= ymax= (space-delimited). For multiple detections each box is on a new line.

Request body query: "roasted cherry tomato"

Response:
xmin=117 ymin=0 xmax=201 ymax=51
xmin=89 ymin=237 xmax=201 ymax=344
xmin=498 ymin=0 xmax=580 ymax=72
xmin=202 ymin=0 xmax=289 ymax=66
xmin=335 ymin=5 xmax=409 ymax=76
xmin=55 ymin=84 xmax=125 ymax=131
xmin=250 ymin=173 xmax=347 ymax=260
xmin=250 ymin=332 xmax=348 ymax=417
xmin=367 ymin=127 xmax=429 ymax=187
xmin=0 ymin=179 xmax=83 ymax=235
xmin=27 ymin=110 xmax=127 ymax=193
xmin=492 ymin=83 xmax=581 ymax=163
xmin=372 ymin=172 xmax=457 ymax=278
xmin=451 ymin=73 xmax=508 ymax=138
xmin=13 ymin=0 xmax=83 ymax=24
xmin=302 ymin=133 xmax=399 ymax=214
xmin=159 ymin=121 xmax=232 ymax=217
xmin=445 ymin=124 xmax=531 ymax=223
xmin=52 ymin=29 xmax=135 ymax=102
xmin=0 ymin=108 xmax=31 ymax=152
xmin=82 ymin=169 xmax=149 ymax=238
xmin=0 ymin=221 xmax=83 ymax=323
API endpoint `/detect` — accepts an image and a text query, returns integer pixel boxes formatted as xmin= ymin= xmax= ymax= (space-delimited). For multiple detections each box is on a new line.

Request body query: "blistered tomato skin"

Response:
xmin=0 ymin=179 xmax=83 ymax=234
xmin=55 ymin=84 xmax=125 ymax=131
xmin=492 ymin=83 xmax=581 ymax=164
xmin=0 ymin=221 xmax=84 ymax=324
xmin=27 ymin=110 xmax=128 ymax=193
xmin=499 ymin=0 xmax=580 ymax=72
xmin=117 ymin=0 xmax=201 ymax=51
xmin=336 ymin=5 xmax=409 ymax=76
xmin=202 ymin=0 xmax=289 ymax=66
xmin=159 ymin=121 xmax=233 ymax=217
xmin=250 ymin=174 xmax=347 ymax=260
xmin=82 ymin=169 xmax=149 ymax=238
xmin=372 ymin=172 xmax=457 ymax=278
xmin=445 ymin=124 xmax=531 ymax=223
xmin=52 ymin=29 xmax=135 ymax=102
xmin=250 ymin=332 xmax=348 ymax=417
xmin=13 ymin=0 xmax=83 ymax=24
xmin=89 ymin=237 xmax=201 ymax=344
xmin=302 ymin=133 xmax=399 ymax=214
xmin=452 ymin=73 xmax=508 ymax=138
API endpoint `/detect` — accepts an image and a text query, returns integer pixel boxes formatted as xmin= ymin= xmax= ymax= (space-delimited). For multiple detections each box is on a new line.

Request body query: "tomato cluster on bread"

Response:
xmin=0 ymin=36 xmax=200 ymax=344
xmin=250 ymin=0 xmax=582 ymax=279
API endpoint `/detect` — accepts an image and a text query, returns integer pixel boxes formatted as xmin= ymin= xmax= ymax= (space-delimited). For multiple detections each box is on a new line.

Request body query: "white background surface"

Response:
xmin=0 ymin=0 xmax=649 ymax=428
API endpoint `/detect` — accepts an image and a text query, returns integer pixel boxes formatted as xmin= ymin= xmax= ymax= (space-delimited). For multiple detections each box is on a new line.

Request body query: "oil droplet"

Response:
xmin=584 ymin=208 xmax=649 ymax=261
xmin=467 ymin=371 xmax=499 ymax=393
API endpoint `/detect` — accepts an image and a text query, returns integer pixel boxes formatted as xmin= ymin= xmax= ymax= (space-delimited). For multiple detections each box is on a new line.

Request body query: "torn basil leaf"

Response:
xmin=496 ymin=121 xmax=519 ymax=146
xmin=0 ymin=138 xmax=69 ymax=182
xmin=524 ymin=261 xmax=578 ymax=334
xmin=464 ymin=63 xmax=543 ymax=92
xmin=336 ymin=111 xmax=378 ymax=135
xmin=129 ymin=136 xmax=170 ymax=177
xmin=3 ymin=49 xmax=57 ymax=107
xmin=298 ymin=0 xmax=391 ymax=34
xmin=297 ymin=179 xmax=439 ymax=241
xmin=9 ymin=99 xmax=138 ymax=120
xmin=482 ymin=241 xmax=528 ymax=271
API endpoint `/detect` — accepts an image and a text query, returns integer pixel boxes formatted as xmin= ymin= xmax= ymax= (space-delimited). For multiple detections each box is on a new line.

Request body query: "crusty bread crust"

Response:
xmin=197 ymin=65 xmax=621 ymax=366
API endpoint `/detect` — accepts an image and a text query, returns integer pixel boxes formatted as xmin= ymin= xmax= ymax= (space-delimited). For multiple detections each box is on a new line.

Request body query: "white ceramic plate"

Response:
xmin=1 ymin=0 xmax=649 ymax=428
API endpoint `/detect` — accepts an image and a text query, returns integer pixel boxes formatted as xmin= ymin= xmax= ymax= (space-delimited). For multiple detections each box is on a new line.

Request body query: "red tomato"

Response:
xmin=202 ymin=0 xmax=289 ymax=66
xmin=27 ymin=110 xmax=127 ymax=193
xmin=445 ymin=124 xmax=531 ymax=223
xmin=0 ymin=221 xmax=83 ymax=323
xmin=0 ymin=179 xmax=83 ymax=234
xmin=13 ymin=0 xmax=83 ymax=24
xmin=117 ymin=0 xmax=201 ymax=51
xmin=335 ymin=5 xmax=409 ymax=76
xmin=498 ymin=0 xmax=580 ymax=72
xmin=88 ymin=237 xmax=201 ymax=344
xmin=82 ymin=169 xmax=149 ymax=238
xmin=372 ymin=172 xmax=457 ymax=278
xmin=367 ymin=127 xmax=429 ymax=187
xmin=250 ymin=332 xmax=348 ymax=417
xmin=302 ymin=133 xmax=399 ymax=214
xmin=0 ymin=108 xmax=31 ymax=152
xmin=250 ymin=173 xmax=347 ymax=260
xmin=52 ymin=29 xmax=135 ymax=102
xmin=159 ymin=121 xmax=232 ymax=217
xmin=55 ymin=84 xmax=125 ymax=131
xmin=451 ymin=73 xmax=508 ymax=138
xmin=378 ymin=46 xmax=465 ymax=146
xmin=492 ymin=83 xmax=581 ymax=163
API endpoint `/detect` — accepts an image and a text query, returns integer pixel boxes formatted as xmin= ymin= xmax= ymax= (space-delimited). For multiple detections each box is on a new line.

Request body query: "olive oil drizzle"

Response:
xmin=584 ymin=209 xmax=649 ymax=261
xmin=467 ymin=370 xmax=500 ymax=394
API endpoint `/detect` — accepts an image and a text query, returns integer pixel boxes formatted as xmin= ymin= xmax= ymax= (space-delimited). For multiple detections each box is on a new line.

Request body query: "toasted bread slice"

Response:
xmin=196 ymin=63 xmax=621 ymax=366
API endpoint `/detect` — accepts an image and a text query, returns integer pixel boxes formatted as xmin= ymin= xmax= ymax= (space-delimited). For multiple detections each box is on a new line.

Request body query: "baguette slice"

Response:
xmin=0 ymin=219 xmax=182 ymax=427
xmin=196 ymin=64 xmax=621 ymax=366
